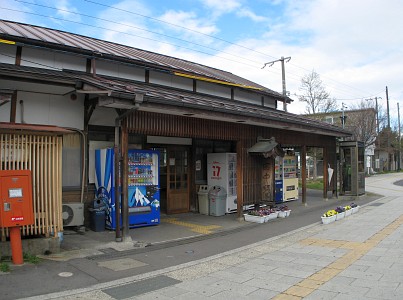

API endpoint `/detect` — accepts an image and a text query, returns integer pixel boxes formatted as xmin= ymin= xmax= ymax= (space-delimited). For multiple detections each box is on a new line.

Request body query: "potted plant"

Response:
xmin=244 ymin=210 xmax=266 ymax=223
xmin=321 ymin=209 xmax=337 ymax=224
xmin=335 ymin=206 xmax=346 ymax=220
xmin=344 ymin=205 xmax=352 ymax=216
xmin=350 ymin=203 xmax=360 ymax=214
xmin=278 ymin=205 xmax=291 ymax=218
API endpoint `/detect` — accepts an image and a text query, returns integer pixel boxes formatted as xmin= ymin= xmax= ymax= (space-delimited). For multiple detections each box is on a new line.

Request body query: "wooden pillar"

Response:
xmin=301 ymin=145 xmax=307 ymax=205
xmin=10 ymin=91 xmax=17 ymax=123
xmin=236 ymin=140 xmax=244 ymax=219
xmin=121 ymin=121 xmax=130 ymax=240
xmin=323 ymin=147 xmax=328 ymax=200
xmin=329 ymin=140 xmax=337 ymax=198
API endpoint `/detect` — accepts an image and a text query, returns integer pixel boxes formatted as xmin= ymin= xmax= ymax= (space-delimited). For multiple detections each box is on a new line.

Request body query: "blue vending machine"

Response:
xmin=95 ymin=148 xmax=160 ymax=229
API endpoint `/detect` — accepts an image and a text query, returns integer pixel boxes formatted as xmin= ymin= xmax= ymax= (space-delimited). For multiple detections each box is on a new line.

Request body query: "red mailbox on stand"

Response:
xmin=0 ymin=170 xmax=34 ymax=265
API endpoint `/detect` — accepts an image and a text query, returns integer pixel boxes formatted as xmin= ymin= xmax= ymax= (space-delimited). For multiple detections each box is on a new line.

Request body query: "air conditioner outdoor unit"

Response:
xmin=62 ymin=203 xmax=84 ymax=227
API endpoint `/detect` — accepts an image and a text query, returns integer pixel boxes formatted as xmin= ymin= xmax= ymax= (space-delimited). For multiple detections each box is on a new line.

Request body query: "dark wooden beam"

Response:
xmin=323 ymin=146 xmax=328 ymax=199
xmin=84 ymin=95 xmax=96 ymax=129
xmin=121 ymin=121 xmax=129 ymax=240
xmin=301 ymin=145 xmax=307 ymax=205
xmin=145 ymin=69 xmax=150 ymax=83
xmin=236 ymin=140 xmax=243 ymax=218
xmin=15 ymin=46 xmax=22 ymax=66
xmin=10 ymin=91 xmax=17 ymax=123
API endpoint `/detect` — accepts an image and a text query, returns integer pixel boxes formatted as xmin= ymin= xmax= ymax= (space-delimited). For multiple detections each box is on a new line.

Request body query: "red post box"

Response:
xmin=0 ymin=170 xmax=34 ymax=264
xmin=0 ymin=170 xmax=34 ymax=227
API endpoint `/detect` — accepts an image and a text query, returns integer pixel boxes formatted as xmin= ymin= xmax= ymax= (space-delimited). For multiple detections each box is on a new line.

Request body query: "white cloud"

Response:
xmin=1 ymin=0 xmax=31 ymax=23
xmin=54 ymin=0 xmax=81 ymax=22
xmin=236 ymin=8 xmax=267 ymax=22
xmin=201 ymin=0 xmax=242 ymax=16
xmin=158 ymin=10 xmax=218 ymax=37
xmin=200 ymin=0 xmax=266 ymax=22
xmin=95 ymin=0 xmax=156 ymax=49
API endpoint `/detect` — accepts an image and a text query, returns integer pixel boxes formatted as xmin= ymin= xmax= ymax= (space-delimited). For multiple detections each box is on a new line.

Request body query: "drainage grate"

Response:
xmin=103 ymin=275 xmax=181 ymax=299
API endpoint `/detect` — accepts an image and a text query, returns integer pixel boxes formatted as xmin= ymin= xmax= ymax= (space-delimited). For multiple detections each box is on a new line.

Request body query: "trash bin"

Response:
xmin=89 ymin=208 xmax=106 ymax=232
xmin=198 ymin=185 xmax=209 ymax=215
xmin=208 ymin=185 xmax=227 ymax=216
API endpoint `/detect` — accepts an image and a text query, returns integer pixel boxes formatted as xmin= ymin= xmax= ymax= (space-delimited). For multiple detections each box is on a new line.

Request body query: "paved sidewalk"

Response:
xmin=22 ymin=173 xmax=403 ymax=300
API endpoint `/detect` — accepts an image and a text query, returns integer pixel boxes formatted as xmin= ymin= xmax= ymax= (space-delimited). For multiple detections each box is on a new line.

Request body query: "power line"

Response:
xmin=9 ymin=1 xmax=378 ymax=100
xmin=82 ymin=0 xmax=369 ymax=96
xmin=13 ymin=0 xmax=266 ymax=68
xmin=82 ymin=0 xmax=280 ymax=61
xmin=2 ymin=1 xmax=384 ymax=102
xmin=0 ymin=6 xmax=266 ymax=70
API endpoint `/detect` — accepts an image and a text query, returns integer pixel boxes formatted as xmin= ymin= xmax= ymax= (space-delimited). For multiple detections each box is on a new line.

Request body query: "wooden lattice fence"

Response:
xmin=0 ymin=133 xmax=63 ymax=240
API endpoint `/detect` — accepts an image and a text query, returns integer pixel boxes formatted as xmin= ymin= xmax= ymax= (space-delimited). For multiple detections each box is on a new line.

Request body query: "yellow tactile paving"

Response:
xmin=327 ymin=261 xmax=352 ymax=270
xmin=299 ymin=238 xmax=318 ymax=246
xmin=296 ymin=279 xmax=323 ymax=289
xmin=272 ymin=293 xmax=302 ymax=300
xmin=275 ymin=213 xmax=403 ymax=299
xmin=285 ymin=286 xmax=315 ymax=297
xmin=326 ymin=240 xmax=349 ymax=248
xmin=341 ymin=241 xmax=365 ymax=249
xmin=161 ymin=218 xmax=221 ymax=234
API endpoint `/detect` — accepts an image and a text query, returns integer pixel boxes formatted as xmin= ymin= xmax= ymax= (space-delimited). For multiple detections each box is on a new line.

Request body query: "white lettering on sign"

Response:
xmin=11 ymin=216 xmax=24 ymax=221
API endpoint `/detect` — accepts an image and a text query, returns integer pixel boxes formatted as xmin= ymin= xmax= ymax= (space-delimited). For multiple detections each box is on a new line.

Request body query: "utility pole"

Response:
xmin=365 ymin=97 xmax=381 ymax=162
xmin=366 ymin=97 xmax=381 ymax=134
xmin=340 ymin=102 xmax=347 ymax=129
xmin=262 ymin=56 xmax=291 ymax=112
xmin=386 ymin=86 xmax=391 ymax=170
xmin=386 ymin=86 xmax=390 ymax=128
xmin=398 ymin=102 xmax=401 ymax=170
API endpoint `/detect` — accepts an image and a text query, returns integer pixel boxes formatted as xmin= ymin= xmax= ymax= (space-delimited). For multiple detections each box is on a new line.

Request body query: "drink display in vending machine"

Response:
xmin=95 ymin=148 xmax=160 ymax=230
xmin=274 ymin=156 xmax=284 ymax=203
xmin=283 ymin=155 xmax=298 ymax=201
xmin=207 ymin=153 xmax=237 ymax=213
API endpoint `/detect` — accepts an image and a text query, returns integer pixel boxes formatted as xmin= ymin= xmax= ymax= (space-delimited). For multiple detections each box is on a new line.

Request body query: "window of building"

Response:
xmin=324 ymin=116 xmax=334 ymax=124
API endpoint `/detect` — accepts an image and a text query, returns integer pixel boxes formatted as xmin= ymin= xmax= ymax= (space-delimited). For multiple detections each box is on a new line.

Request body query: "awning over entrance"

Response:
xmin=0 ymin=122 xmax=73 ymax=134
xmin=248 ymin=137 xmax=284 ymax=158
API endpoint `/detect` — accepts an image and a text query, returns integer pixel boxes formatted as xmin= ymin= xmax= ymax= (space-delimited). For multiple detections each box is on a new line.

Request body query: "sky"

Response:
xmin=1 ymin=0 xmax=403 ymax=126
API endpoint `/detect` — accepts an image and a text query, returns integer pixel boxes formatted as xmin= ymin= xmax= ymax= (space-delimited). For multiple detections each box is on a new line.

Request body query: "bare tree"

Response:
xmin=298 ymin=70 xmax=336 ymax=181
xmin=347 ymin=100 xmax=377 ymax=148
xmin=298 ymin=70 xmax=337 ymax=114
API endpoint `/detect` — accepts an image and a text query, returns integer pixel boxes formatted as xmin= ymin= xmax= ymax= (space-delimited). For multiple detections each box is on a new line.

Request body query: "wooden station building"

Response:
xmin=0 ymin=20 xmax=350 ymax=240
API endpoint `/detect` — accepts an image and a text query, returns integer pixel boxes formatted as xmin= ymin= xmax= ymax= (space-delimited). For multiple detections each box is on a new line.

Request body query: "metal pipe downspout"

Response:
xmin=63 ymin=128 xmax=87 ymax=205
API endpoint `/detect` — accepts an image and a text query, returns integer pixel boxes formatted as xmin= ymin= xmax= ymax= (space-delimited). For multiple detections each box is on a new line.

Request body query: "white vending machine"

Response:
xmin=283 ymin=155 xmax=298 ymax=202
xmin=207 ymin=153 xmax=237 ymax=213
